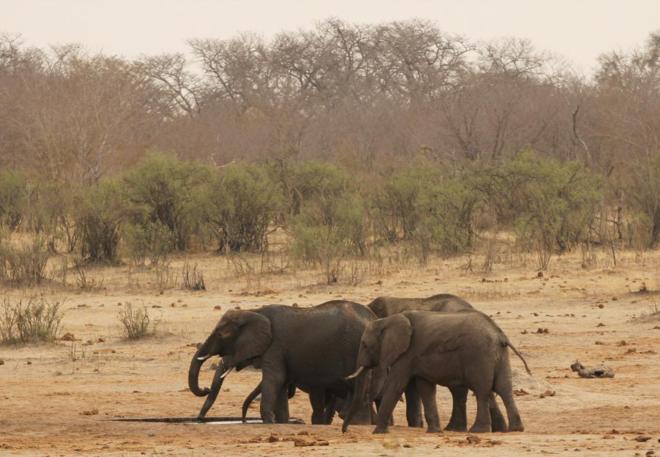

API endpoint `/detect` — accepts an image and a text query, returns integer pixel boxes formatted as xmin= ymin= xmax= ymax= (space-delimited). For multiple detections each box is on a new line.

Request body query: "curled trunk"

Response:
xmin=188 ymin=348 xmax=211 ymax=397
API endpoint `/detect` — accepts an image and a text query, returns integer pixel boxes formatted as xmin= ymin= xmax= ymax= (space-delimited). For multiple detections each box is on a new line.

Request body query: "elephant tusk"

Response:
xmin=345 ymin=366 xmax=365 ymax=380
xmin=220 ymin=367 xmax=233 ymax=379
xmin=197 ymin=354 xmax=211 ymax=361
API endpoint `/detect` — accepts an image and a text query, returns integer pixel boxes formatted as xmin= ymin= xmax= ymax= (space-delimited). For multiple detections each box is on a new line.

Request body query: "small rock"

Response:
xmin=213 ymin=305 xmax=221 ymax=310
xmin=26 ymin=360 xmax=32 ymax=365
xmin=539 ymin=390 xmax=556 ymax=398
xmin=60 ymin=333 xmax=76 ymax=341
xmin=267 ymin=434 xmax=279 ymax=443
xmin=598 ymin=304 xmax=604 ymax=309
xmin=0 ymin=359 xmax=4 ymax=366
xmin=596 ymin=323 xmax=605 ymax=327
xmin=97 ymin=338 xmax=105 ymax=343
xmin=634 ymin=435 xmax=651 ymax=442
xmin=147 ymin=432 xmax=156 ymax=437
xmin=80 ymin=409 xmax=99 ymax=416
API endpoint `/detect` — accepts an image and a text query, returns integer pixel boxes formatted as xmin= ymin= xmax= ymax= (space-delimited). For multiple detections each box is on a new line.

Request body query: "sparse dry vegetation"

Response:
xmin=117 ymin=303 xmax=158 ymax=339
xmin=0 ymin=297 xmax=62 ymax=344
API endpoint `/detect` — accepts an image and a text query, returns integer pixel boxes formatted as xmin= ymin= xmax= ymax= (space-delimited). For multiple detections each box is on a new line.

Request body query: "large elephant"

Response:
xmin=367 ymin=293 xmax=507 ymax=431
xmin=343 ymin=310 xmax=530 ymax=434
xmin=188 ymin=300 xmax=375 ymax=424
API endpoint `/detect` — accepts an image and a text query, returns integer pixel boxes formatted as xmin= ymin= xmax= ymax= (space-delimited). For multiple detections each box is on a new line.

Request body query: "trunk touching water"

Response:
xmin=197 ymin=360 xmax=230 ymax=419
xmin=188 ymin=348 xmax=211 ymax=397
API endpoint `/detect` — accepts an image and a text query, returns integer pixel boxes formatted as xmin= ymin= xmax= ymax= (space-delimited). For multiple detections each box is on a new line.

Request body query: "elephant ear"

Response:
xmin=232 ymin=311 xmax=272 ymax=365
xmin=379 ymin=314 xmax=412 ymax=369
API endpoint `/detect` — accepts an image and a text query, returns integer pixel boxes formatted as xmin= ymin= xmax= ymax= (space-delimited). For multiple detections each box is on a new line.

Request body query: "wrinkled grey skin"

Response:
xmin=343 ymin=311 xmax=529 ymax=434
xmin=367 ymin=294 xmax=506 ymax=432
xmin=188 ymin=300 xmax=375 ymax=424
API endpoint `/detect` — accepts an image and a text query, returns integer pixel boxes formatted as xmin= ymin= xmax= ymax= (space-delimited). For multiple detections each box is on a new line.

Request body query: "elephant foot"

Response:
xmin=507 ymin=420 xmax=524 ymax=432
xmin=468 ymin=423 xmax=491 ymax=433
xmin=445 ymin=421 xmax=467 ymax=432
xmin=491 ymin=416 xmax=507 ymax=433
xmin=426 ymin=426 xmax=442 ymax=433
xmin=373 ymin=425 xmax=389 ymax=434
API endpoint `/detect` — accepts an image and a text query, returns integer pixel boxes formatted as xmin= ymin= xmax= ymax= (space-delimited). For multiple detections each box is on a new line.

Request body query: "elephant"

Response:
xmin=188 ymin=300 xmax=376 ymax=424
xmin=342 ymin=310 xmax=530 ymax=434
xmin=240 ymin=382 xmax=349 ymax=424
xmin=367 ymin=293 xmax=509 ymax=432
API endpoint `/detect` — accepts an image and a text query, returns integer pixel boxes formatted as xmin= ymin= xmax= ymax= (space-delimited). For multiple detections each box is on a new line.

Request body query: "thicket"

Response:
xmin=0 ymin=149 xmax=623 ymax=281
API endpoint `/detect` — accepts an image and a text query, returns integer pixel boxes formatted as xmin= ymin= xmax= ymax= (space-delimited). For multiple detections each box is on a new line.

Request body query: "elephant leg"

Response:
xmin=373 ymin=371 xmax=410 ymax=434
xmin=309 ymin=388 xmax=326 ymax=424
xmin=374 ymin=397 xmax=394 ymax=425
xmin=489 ymin=393 xmax=508 ymax=432
xmin=404 ymin=380 xmax=423 ymax=428
xmin=259 ymin=360 xmax=286 ymax=423
xmin=468 ymin=388 xmax=492 ymax=433
xmin=494 ymin=360 xmax=524 ymax=432
xmin=445 ymin=386 xmax=468 ymax=431
xmin=323 ymin=392 xmax=337 ymax=424
xmin=415 ymin=378 xmax=440 ymax=433
xmin=274 ymin=384 xmax=290 ymax=423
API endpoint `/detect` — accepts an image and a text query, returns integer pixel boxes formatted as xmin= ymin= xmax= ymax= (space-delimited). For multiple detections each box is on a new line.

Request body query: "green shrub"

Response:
xmin=123 ymin=152 xmax=212 ymax=251
xmin=27 ymin=180 xmax=81 ymax=253
xmin=0 ymin=170 xmax=28 ymax=230
xmin=371 ymin=161 xmax=481 ymax=261
xmin=77 ymin=179 xmax=125 ymax=263
xmin=0 ymin=297 xmax=62 ymax=344
xmin=122 ymin=221 xmax=174 ymax=266
xmin=291 ymin=167 xmax=367 ymax=283
xmin=481 ymin=150 xmax=601 ymax=269
xmin=626 ymin=154 xmax=660 ymax=247
xmin=205 ymin=163 xmax=282 ymax=253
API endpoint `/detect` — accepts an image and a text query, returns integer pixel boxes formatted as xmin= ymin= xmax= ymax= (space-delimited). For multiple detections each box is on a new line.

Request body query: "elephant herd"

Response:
xmin=188 ymin=294 xmax=530 ymax=434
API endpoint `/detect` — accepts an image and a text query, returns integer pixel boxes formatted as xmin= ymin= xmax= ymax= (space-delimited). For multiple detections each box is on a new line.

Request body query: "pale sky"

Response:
xmin=2 ymin=0 xmax=659 ymax=75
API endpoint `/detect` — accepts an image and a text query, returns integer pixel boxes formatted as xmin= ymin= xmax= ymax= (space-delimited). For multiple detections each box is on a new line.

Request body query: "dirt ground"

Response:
xmin=1 ymin=249 xmax=659 ymax=456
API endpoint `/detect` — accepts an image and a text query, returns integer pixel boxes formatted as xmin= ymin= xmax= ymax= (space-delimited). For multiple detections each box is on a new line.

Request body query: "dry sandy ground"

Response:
xmin=1 ymin=249 xmax=659 ymax=456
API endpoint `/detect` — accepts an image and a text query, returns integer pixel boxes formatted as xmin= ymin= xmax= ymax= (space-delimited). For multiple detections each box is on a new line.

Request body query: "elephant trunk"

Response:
xmin=197 ymin=360 xmax=233 ymax=420
xmin=188 ymin=348 xmax=211 ymax=397
xmin=342 ymin=368 xmax=370 ymax=433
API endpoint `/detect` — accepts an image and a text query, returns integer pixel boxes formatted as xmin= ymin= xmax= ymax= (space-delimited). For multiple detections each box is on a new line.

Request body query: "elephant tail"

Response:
xmin=505 ymin=340 xmax=532 ymax=375
xmin=242 ymin=383 xmax=262 ymax=422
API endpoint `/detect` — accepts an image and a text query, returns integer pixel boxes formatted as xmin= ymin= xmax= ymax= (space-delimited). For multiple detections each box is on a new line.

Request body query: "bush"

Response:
xmin=0 ymin=237 xmax=51 ymax=285
xmin=626 ymin=154 xmax=660 ymax=247
xmin=481 ymin=150 xmax=601 ymax=269
xmin=123 ymin=152 xmax=212 ymax=252
xmin=205 ymin=163 xmax=282 ymax=253
xmin=0 ymin=170 xmax=27 ymax=230
xmin=181 ymin=261 xmax=206 ymax=290
xmin=118 ymin=303 xmax=157 ymax=339
xmin=77 ymin=179 xmax=125 ymax=263
xmin=371 ymin=161 xmax=481 ymax=261
xmin=292 ymin=172 xmax=367 ymax=284
xmin=27 ymin=180 xmax=80 ymax=253
xmin=0 ymin=297 xmax=62 ymax=344
xmin=122 ymin=221 xmax=174 ymax=266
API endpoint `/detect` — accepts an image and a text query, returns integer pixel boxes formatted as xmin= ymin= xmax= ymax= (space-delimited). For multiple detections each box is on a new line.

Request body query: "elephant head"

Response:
xmin=188 ymin=310 xmax=272 ymax=398
xmin=342 ymin=314 xmax=412 ymax=432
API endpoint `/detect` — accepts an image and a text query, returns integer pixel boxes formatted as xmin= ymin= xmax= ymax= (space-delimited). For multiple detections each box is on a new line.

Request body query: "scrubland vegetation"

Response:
xmin=0 ymin=21 xmax=658 ymax=286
